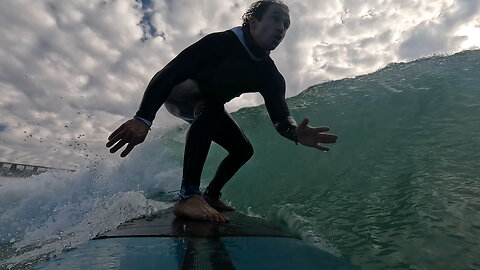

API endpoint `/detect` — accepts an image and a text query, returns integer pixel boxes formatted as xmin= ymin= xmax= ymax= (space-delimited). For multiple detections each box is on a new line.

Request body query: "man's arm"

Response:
xmin=261 ymin=74 xmax=299 ymax=145
xmin=135 ymin=32 xmax=223 ymax=123
xmin=261 ymin=73 xmax=338 ymax=151
xmin=106 ymin=31 xmax=227 ymax=157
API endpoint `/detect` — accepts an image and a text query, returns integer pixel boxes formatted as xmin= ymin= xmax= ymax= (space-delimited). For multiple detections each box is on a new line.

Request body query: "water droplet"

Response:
xmin=9 ymin=238 xmax=15 ymax=243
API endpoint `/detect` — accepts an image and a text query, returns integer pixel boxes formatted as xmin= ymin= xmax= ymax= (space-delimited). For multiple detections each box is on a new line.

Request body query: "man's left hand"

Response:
xmin=296 ymin=117 xmax=338 ymax=151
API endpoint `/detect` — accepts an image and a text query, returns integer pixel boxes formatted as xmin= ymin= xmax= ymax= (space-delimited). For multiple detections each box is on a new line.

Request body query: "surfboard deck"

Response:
xmin=33 ymin=207 xmax=360 ymax=270
xmin=95 ymin=207 xmax=293 ymax=239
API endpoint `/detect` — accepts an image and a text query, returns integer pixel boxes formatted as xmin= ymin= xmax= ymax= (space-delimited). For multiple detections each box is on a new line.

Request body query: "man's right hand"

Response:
xmin=106 ymin=118 xmax=150 ymax=157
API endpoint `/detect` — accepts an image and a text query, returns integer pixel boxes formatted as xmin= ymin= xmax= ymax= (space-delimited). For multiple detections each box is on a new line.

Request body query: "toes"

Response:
xmin=205 ymin=211 xmax=217 ymax=222
xmin=207 ymin=214 xmax=216 ymax=222
xmin=209 ymin=208 xmax=227 ymax=223
xmin=206 ymin=211 xmax=229 ymax=223
xmin=212 ymin=213 xmax=221 ymax=223
xmin=214 ymin=211 xmax=226 ymax=223
xmin=205 ymin=207 xmax=220 ymax=223
xmin=199 ymin=212 xmax=210 ymax=222
xmin=221 ymin=214 xmax=230 ymax=223
xmin=200 ymin=205 xmax=214 ymax=222
xmin=218 ymin=214 xmax=227 ymax=223
xmin=206 ymin=207 xmax=224 ymax=223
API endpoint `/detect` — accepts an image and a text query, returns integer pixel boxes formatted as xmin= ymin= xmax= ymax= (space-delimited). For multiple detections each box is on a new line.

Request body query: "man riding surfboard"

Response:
xmin=106 ymin=0 xmax=338 ymax=224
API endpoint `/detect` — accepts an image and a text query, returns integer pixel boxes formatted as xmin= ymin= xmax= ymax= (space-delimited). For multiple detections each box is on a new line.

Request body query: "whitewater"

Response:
xmin=1 ymin=49 xmax=479 ymax=270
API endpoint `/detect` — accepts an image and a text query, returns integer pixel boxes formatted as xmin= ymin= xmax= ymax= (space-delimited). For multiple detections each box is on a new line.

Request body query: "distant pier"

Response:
xmin=0 ymin=161 xmax=75 ymax=178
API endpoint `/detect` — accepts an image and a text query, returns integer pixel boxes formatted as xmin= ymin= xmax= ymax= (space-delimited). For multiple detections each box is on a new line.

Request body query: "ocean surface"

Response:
xmin=1 ymin=49 xmax=479 ymax=270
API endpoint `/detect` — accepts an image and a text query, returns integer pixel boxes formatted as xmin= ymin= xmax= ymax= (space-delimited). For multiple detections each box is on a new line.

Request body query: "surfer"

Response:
xmin=106 ymin=0 xmax=338 ymax=224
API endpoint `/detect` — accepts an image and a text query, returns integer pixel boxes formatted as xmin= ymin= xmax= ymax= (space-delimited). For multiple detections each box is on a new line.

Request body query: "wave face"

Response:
xmin=1 ymin=50 xmax=479 ymax=270
xmin=202 ymin=49 xmax=480 ymax=270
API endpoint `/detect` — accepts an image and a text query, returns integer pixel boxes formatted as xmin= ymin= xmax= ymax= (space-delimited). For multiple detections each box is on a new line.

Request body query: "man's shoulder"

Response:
xmin=201 ymin=29 xmax=237 ymax=44
xmin=187 ymin=29 xmax=237 ymax=55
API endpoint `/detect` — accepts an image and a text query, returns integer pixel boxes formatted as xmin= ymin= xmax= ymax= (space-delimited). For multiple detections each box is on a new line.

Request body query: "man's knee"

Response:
xmin=236 ymin=143 xmax=254 ymax=162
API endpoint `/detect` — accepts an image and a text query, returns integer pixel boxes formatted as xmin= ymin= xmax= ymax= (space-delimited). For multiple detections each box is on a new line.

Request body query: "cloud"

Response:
xmin=0 ymin=0 xmax=478 ymax=167
xmin=398 ymin=0 xmax=480 ymax=60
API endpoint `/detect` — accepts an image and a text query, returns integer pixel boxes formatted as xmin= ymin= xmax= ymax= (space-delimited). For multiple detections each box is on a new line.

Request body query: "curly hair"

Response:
xmin=241 ymin=0 xmax=289 ymax=29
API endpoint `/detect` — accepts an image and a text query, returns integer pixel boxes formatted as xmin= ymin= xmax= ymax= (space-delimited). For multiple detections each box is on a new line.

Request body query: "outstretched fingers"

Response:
xmin=106 ymin=128 xmax=126 ymax=148
xmin=317 ymin=133 xmax=338 ymax=143
xmin=120 ymin=140 xmax=137 ymax=157
xmin=313 ymin=126 xmax=330 ymax=132
xmin=315 ymin=143 xmax=330 ymax=151
xmin=109 ymin=133 xmax=134 ymax=154
xmin=315 ymin=132 xmax=337 ymax=152
xmin=109 ymin=139 xmax=128 ymax=153
xmin=108 ymin=124 xmax=125 ymax=141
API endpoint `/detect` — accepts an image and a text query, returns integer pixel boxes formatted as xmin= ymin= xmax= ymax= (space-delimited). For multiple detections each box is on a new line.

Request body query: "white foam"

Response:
xmin=0 ymin=126 xmax=185 ymax=268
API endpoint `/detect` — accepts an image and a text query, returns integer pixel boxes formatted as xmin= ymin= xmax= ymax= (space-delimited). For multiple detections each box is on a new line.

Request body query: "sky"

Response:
xmin=0 ymin=0 xmax=479 ymax=169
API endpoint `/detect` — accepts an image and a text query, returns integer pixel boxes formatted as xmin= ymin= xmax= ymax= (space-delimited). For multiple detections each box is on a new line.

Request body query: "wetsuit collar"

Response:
xmin=230 ymin=26 xmax=270 ymax=61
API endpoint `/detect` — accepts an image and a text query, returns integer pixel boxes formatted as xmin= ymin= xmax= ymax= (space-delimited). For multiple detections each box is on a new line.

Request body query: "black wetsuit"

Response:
xmin=134 ymin=26 xmax=298 ymax=202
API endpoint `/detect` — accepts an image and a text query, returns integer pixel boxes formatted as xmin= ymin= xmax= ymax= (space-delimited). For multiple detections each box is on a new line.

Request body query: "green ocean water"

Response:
xmin=165 ymin=50 xmax=480 ymax=269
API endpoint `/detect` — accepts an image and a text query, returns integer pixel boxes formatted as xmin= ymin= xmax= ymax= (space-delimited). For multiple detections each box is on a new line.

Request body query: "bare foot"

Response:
xmin=172 ymin=195 xmax=230 ymax=223
xmin=210 ymin=200 xmax=236 ymax=212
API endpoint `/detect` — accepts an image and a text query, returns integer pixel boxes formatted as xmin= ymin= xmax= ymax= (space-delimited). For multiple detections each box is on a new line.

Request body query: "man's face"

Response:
xmin=250 ymin=4 xmax=290 ymax=51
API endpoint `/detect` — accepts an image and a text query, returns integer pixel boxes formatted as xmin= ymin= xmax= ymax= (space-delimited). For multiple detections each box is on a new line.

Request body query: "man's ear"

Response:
xmin=250 ymin=18 xmax=258 ymax=31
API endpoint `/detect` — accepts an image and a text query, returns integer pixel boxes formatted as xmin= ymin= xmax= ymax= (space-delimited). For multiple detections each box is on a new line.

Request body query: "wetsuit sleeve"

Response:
xmin=134 ymin=33 xmax=221 ymax=123
xmin=261 ymin=74 xmax=299 ymax=145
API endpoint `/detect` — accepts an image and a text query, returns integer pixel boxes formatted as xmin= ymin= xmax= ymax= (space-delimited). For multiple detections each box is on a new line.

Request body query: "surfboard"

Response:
xmin=33 ymin=207 xmax=359 ymax=269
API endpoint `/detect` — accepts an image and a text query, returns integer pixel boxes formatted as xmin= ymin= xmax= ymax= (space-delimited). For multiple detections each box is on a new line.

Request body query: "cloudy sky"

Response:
xmin=0 ymin=0 xmax=479 ymax=169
